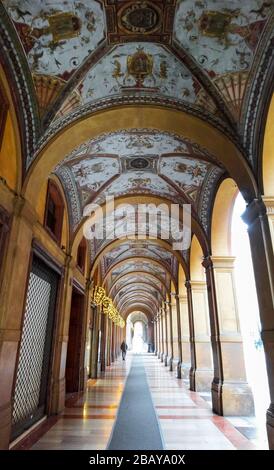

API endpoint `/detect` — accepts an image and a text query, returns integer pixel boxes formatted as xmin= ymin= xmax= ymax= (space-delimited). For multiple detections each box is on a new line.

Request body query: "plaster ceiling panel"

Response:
xmin=111 ymin=260 xmax=166 ymax=280
xmin=56 ymin=42 xmax=217 ymax=117
xmin=160 ymin=156 xmax=212 ymax=202
xmin=174 ymin=1 xmax=274 ymax=119
xmin=93 ymin=171 xmax=180 ymax=204
xmin=112 ymin=274 xmax=164 ymax=293
xmin=106 ymin=247 xmax=172 ymax=268
xmin=3 ymin=0 xmax=105 ymax=114
xmin=68 ymin=156 xmax=120 ymax=196
xmin=63 ymin=129 xmax=191 ymax=160
xmin=3 ymin=1 xmax=105 ymax=78
xmin=174 ymin=1 xmax=273 ymax=76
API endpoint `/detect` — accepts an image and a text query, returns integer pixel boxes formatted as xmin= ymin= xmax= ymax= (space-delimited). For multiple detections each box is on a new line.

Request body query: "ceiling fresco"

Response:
xmin=56 ymin=129 xmax=222 ymax=229
xmin=2 ymin=0 xmax=273 ymax=122
xmin=62 ymin=129 xmax=201 ymax=159
xmin=2 ymin=1 xmax=273 ymax=319
xmin=174 ymin=0 xmax=274 ymax=119
xmin=56 ymin=42 xmax=217 ymax=118
xmin=2 ymin=0 xmax=106 ymax=115
xmin=110 ymin=274 xmax=164 ymax=295
xmin=3 ymin=0 xmax=105 ymax=79
xmin=110 ymin=260 xmax=168 ymax=283
xmin=101 ymin=240 xmax=177 ymax=277
xmin=175 ymin=0 xmax=273 ymax=75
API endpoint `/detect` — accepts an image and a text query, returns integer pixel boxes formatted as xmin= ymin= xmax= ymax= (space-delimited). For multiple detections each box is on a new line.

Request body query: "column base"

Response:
xmin=160 ymin=352 xmax=164 ymax=363
xmin=194 ymin=369 xmax=213 ymax=392
xmin=164 ymin=354 xmax=168 ymax=367
xmin=176 ymin=361 xmax=182 ymax=379
xmin=168 ymin=356 xmax=173 ymax=372
xmin=189 ymin=368 xmax=195 ymax=391
xmin=182 ymin=363 xmax=191 ymax=380
xmin=212 ymin=380 xmax=223 ymax=415
xmin=157 ymin=351 xmax=161 ymax=360
xmin=49 ymin=377 xmax=65 ymax=415
xmin=267 ymin=404 xmax=274 ymax=449
xmin=97 ymin=361 xmax=102 ymax=378
xmin=0 ymin=402 xmax=11 ymax=449
xmin=222 ymin=382 xmax=255 ymax=416
xmin=212 ymin=381 xmax=255 ymax=416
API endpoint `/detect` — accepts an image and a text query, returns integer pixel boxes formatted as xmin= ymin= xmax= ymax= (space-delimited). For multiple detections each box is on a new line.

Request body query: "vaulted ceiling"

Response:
xmin=1 ymin=0 xmax=273 ymax=319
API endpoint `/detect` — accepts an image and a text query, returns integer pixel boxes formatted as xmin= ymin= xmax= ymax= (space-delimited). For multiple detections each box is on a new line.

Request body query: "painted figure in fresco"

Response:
xmin=14 ymin=12 xmax=82 ymax=53
xmin=198 ymin=9 xmax=267 ymax=50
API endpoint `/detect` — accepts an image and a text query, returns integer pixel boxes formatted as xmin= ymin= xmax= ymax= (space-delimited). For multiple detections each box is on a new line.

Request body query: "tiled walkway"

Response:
xmin=28 ymin=353 xmax=268 ymax=450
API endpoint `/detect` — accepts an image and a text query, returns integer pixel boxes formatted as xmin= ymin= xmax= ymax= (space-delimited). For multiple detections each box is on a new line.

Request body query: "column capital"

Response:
xmin=190 ymin=280 xmax=207 ymax=289
xmin=185 ymin=280 xmax=191 ymax=290
xmin=202 ymin=255 xmax=213 ymax=269
xmin=171 ymin=292 xmax=179 ymax=299
xmin=242 ymin=198 xmax=266 ymax=225
xmin=210 ymin=256 xmax=236 ymax=269
xmin=262 ymin=196 xmax=274 ymax=215
xmin=13 ymin=195 xmax=38 ymax=228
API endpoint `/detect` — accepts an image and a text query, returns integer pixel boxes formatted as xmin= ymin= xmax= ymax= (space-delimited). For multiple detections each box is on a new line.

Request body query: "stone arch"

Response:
xmin=23 ymin=107 xmax=258 ymax=206
xmin=0 ymin=63 xmax=22 ymax=193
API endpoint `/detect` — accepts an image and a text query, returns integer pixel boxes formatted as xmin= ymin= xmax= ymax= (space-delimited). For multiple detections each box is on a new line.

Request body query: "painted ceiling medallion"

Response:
xmin=118 ymin=2 xmax=161 ymax=34
xmin=130 ymin=157 xmax=150 ymax=169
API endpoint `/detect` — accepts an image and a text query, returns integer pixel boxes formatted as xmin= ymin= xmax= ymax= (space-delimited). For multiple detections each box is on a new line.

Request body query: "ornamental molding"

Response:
xmin=0 ymin=3 xmax=40 ymax=170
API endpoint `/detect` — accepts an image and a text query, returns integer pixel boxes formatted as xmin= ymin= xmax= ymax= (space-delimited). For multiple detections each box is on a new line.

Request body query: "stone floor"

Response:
xmin=26 ymin=353 xmax=268 ymax=450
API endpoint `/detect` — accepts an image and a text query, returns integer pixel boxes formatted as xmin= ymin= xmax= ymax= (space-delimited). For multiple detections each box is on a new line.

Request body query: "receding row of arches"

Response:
xmin=0 ymin=60 xmax=274 ymax=450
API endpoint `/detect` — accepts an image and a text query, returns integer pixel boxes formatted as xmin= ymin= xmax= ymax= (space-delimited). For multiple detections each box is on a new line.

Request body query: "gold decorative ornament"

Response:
xmin=127 ymin=46 xmax=154 ymax=87
xmin=93 ymin=286 xmax=125 ymax=328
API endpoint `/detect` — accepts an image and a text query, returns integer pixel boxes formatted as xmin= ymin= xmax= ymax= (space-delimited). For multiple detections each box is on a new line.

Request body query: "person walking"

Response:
xmin=120 ymin=340 xmax=128 ymax=360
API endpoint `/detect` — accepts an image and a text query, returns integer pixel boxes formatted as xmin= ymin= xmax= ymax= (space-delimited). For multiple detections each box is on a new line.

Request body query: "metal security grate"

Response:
xmin=12 ymin=256 xmax=59 ymax=439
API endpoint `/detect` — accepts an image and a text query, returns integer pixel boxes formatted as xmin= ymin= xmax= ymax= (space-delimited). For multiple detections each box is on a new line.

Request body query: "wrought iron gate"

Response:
xmin=11 ymin=255 xmax=59 ymax=439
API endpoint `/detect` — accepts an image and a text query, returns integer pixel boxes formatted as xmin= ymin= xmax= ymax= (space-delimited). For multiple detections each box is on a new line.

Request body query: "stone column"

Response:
xmin=171 ymin=294 xmax=179 ymax=370
xmin=263 ymin=197 xmax=274 ymax=248
xmin=202 ymin=256 xmax=224 ymax=415
xmin=156 ymin=316 xmax=160 ymax=356
xmin=154 ymin=319 xmax=158 ymax=356
xmin=175 ymin=294 xmax=183 ymax=379
xmin=159 ymin=311 xmax=164 ymax=360
xmin=167 ymin=301 xmax=174 ymax=371
xmin=172 ymin=294 xmax=183 ymax=378
xmin=185 ymin=281 xmax=196 ymax=391
xmin=211 ymin=256 xmax=254 ymax=415
xmin=163 ymin=306 xmax=169 ymax=366
xmin=191 ymin=280 xmax=213 ymax=392
xmin=179 ymin=292 xmax=191 ymax=384
xmin=242 ymin=198 xmax=274 ymax=448
xmin=0 ymin=198 xmax=36 ymax=449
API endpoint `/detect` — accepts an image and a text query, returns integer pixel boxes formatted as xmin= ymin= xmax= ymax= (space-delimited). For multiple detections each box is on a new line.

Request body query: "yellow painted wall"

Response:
xmin=211 ymin=178 xmax=238 ymax=256
xmin=178 ymin=264 xmax=186 ymax=295
xmin=190 ymin=235 xmax=205 ymax=281
xmin=263 ymin=93 xmax=274 ymax=195
xmin=0 ymin=112 xmax=17 ymax=190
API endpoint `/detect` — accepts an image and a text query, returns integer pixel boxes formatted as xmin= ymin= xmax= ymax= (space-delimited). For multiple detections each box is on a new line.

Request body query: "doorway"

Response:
xmin=65 ymin=287 xmax=85 ymax=393
xmin=11 ymin=254 xmax=59 ymax=440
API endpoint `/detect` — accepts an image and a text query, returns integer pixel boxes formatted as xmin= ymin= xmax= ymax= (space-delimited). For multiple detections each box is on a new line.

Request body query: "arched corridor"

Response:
xmin=0 ymin=0 xmax=274 ymax=455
